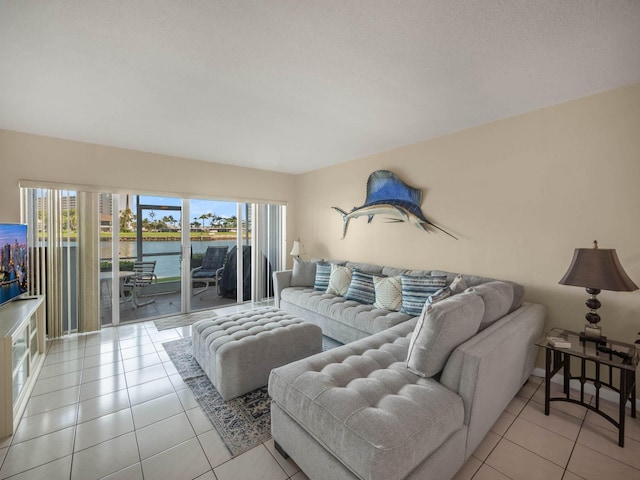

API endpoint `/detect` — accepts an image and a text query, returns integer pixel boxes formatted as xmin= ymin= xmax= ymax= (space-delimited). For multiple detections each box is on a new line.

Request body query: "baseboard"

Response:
xmin=531 ymin=367 xmax=640 ymax=410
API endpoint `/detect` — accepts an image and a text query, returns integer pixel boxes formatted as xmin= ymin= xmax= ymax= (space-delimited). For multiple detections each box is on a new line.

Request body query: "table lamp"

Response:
xmin=559 ymin=240 xmax=638 ymax=342
xmin=289 ymin=240 xmax=303 ymax=259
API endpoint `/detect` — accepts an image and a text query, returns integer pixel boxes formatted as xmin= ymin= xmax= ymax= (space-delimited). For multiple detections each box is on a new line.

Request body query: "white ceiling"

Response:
xmin=1 ymin=1 xmax=639 ymax=174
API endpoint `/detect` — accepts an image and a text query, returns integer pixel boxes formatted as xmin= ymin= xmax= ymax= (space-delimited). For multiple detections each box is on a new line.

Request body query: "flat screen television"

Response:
xmin=0 ymin=223 xmax=29 ymax=307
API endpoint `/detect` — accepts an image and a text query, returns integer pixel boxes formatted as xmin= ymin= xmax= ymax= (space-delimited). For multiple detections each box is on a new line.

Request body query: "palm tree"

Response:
xmin=162 ymin=215 xmax=176 ymax=231
xmin=199 ymin=213 xmax=209 ymax=231
xmin=120 ymin=208 xmax=134 ymax=233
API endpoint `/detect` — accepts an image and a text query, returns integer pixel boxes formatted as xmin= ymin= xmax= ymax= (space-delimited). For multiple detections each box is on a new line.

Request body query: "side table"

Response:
xmin=535 ymin=328 xmax=638 ymax=447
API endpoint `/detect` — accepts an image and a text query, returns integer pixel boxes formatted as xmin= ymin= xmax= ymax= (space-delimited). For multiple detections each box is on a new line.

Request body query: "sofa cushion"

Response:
xmin=326 ymin=264 xmax=352 ymax=295
xmin=268 ymin=324 xmax=465 ymax=480
xmin=313 ymin=263 xmax=332 ymax=291
xmin=373 ymin=275 xmax=403 ymax=311
xmin=344 ymin=270 xmax=376 ymax=304
xmin=401 ymin=275 xmax=448 ymax=316
xmin=430 ymin=271 xmax=524 ymax=312
xmin=406 ymin=292 xmax=484 ymax=377
xmin=404 ymin=269 xmax=432 ymax=277
xmin=280 ymin=287 xmax=413 ymax=336
xmin=381 ymin=266 xmax=409 ymax=277
xmin=465 ymin=281 xmax=515 ymax=330
xmin=345 ymin=262 xmax=384 ymax=275
xmin=291 ymin=258 xmax=317 ymax=287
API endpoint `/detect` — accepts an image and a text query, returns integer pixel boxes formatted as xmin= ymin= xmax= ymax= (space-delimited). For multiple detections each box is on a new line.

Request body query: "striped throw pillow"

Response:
xmin=373 ymin=275 xmax=403 ymax=311
xmin=401 ymin=275 xmax=448 ymax=316
xmin=344 ymin=270 xmax=376 ymax=304
xmin=313 ymin=263 xmax=332 ymax=291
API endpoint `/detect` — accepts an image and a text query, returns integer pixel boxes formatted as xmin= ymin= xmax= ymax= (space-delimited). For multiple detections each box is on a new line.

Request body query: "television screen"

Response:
xmin=0 ymin=223 xmax=29 ymax=306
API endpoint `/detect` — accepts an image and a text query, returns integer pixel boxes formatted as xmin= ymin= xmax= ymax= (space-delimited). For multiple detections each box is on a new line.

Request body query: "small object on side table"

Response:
xmin=546 ymin=336 xmax=571 ymax=348
xmin=536 ymin=328 xmax=638 ymax=447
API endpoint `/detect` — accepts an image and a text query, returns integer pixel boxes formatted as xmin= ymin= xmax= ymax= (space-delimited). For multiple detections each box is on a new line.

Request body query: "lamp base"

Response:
xmin=579 ymin=330 xmax=607 ymax=345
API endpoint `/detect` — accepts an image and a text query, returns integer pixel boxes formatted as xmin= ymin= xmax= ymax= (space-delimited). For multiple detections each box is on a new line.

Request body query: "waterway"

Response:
xmin=100 ymin=239 xmax=240 ymax=278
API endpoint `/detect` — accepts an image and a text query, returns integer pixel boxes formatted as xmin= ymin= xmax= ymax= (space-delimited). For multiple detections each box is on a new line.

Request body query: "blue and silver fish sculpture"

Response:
xmin=333 ymin=170 xmax=457 ymax=239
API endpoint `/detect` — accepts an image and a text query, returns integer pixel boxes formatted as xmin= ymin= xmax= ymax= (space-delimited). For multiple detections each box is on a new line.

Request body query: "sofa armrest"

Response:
xmin=273 ymin=270 xmax=293 ymax=308
xmin=440 ymin=302 xmax=546 ymax=459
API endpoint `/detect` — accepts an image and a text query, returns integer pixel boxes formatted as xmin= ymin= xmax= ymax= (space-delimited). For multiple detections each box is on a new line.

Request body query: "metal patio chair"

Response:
xmin=122 ymin=260 xmax=158 ymax=308
xmin=191 ymin=246 xmax=228 ymax=295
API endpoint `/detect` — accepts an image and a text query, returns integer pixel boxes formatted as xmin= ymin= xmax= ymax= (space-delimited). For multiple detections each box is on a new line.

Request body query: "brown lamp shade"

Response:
xmin=559 ymin=243 xmax=638 ymax=292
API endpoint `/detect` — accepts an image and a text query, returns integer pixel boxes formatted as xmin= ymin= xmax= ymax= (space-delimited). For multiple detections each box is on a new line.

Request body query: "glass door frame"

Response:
xmin=105 ymin=194 xmax=284 ymax=325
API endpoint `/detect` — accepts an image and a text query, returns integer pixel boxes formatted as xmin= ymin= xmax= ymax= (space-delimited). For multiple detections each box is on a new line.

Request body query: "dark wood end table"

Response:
xmin=535 ymin=328 xmax=638 ymax=447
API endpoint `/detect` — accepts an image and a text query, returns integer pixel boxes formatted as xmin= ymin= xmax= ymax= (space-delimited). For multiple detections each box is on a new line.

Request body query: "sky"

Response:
xmin=0 ymin=223 xmax=27 ymax=246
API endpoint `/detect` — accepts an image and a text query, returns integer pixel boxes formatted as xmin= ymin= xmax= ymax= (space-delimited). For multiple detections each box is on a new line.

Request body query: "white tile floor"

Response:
xmin=1 ymin=304 xmax=639 ymax=479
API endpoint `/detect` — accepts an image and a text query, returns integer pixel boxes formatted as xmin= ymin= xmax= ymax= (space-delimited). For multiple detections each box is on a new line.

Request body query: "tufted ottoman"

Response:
xmin=192 ymin=307 xmax=322 ymax=401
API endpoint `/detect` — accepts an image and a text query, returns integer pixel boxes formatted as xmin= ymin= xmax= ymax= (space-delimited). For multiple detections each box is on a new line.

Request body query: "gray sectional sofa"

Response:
xmin=273 ymin=261 xmax=525 ymax=345
xmin=269 ymin=260 xmax=546 ymax=480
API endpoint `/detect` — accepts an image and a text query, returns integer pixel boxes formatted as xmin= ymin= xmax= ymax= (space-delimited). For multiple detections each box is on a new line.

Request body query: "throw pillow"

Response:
xmin=449 ymin=274 xmax=468 ymax=294
xmin=373 ymin=275 xmax=403 ymax=311
xmin=406 ymin=292 xmax=485 ymax=377
xmin=426 ymin=274 xmax=468 ymax=305
xmin=291 ymin=258 xmax=317 ymax=287
xmin=313 ymin=263 xmax=332 ymax=291
xmin=465 ymin=281 xmax=515 ymax=330
xmin=326 ymin=264 xmax=353 ymax=296
xmin=426 ymin=286 xmax=451 ymax=305
xmin=401 ymin=275 xmax=448 ymax=316
xmin=344 ymin=270 xmax=376 ymax=304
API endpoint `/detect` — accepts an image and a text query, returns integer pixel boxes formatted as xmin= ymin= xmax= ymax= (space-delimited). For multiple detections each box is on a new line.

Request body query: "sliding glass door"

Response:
xmin=186 ymin=200 xmax=285 ymax=311
xmin=23 ymin=185 xmax=285 ymax=330
xmin=100 ymin=194 xmax=185 ymax=325
xmin=188 ymin=199 xmax=241 ymax=311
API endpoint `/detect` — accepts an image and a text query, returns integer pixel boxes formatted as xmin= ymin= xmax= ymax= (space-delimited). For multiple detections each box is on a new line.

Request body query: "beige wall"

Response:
xmin=0 ymin=129 xmax=297 ymax=255
xmin=295 ymin=83 xmax=640 ymax=346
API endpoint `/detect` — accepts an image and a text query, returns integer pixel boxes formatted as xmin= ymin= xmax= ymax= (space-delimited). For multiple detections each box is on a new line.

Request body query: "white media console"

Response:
xmin=0 ymin=296 xmax=46 ymax=438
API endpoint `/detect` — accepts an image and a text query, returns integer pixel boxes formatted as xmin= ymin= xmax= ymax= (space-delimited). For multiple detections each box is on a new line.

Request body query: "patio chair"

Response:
xmin=218 ymin=245 xmax=251 ymax=300
xmin=122 ymin=260 xmax=158 ymax=308
xmin=191 ymin=246 xmax=228 ymax=295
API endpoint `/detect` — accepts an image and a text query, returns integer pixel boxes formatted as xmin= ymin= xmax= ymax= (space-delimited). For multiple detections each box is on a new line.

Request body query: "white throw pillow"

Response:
xmin=449 ymin=274 xmax=468 ymax=294
xmin=406 ymin=292 xmax=484 ymax=377
xmin=373 ymin=275 xmax=403 ymax=311
xmin=326 ymin=264 xmax=352 ymax=296
xmin=426 ymin=274 xmax=469 ymax=305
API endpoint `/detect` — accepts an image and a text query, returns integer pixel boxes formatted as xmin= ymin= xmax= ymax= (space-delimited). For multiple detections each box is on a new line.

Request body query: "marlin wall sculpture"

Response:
xmin=332 ymin=170 xmax=457 ymax=240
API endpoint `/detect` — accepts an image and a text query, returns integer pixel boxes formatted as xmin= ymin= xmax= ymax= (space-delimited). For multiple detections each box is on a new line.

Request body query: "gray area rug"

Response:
xmin=154 ymin=310 xmax=217 ymax=331
xmin=163 ymin=334 xmax=342 ymax=457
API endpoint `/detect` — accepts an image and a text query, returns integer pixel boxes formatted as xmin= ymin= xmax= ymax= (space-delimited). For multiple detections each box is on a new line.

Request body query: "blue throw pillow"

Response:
xmin=313 ymin=263 xmax=332 ymax=291
xmin=344 ymin=270 xmax=376 ymax=304
xmin=401 ymin=275 xmax=448 ymax=316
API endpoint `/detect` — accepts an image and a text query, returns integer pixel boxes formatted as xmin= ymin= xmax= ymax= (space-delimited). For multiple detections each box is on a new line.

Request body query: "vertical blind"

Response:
xmin=21 ymin=184 xmax=286 ymax=337
xmin=20 ymin=187 xmax=100 ymax=337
